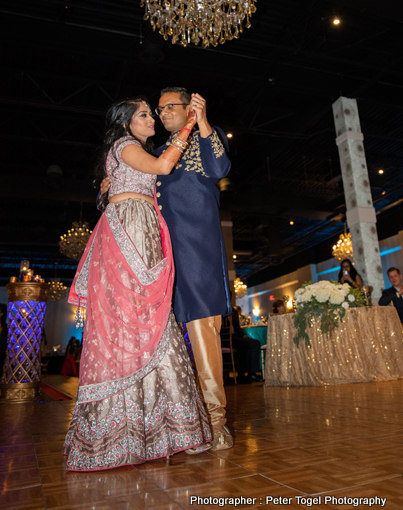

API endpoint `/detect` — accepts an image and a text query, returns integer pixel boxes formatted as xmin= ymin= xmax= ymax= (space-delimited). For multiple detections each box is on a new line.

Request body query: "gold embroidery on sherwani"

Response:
xmin=167 ymin=134 xmax=206 ymax=177
xmin=167 ymin=131 xmax=214 ymax=178
xmin=210 ymin=130 xmax=225 ymax=158
xmin=165 ymin=129 xmax=225 ymax=177
xmin=181 ymin=133 xmax=207 ymax=176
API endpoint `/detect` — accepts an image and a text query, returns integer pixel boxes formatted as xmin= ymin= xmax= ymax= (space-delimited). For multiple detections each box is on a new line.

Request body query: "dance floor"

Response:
xmin=1 ymin=376 xmax=403 ymax=509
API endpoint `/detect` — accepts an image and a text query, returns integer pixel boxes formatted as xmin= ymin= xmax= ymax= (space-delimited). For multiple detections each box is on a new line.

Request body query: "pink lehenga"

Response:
xmin=63 ymin=197 xmax=211 ymax=471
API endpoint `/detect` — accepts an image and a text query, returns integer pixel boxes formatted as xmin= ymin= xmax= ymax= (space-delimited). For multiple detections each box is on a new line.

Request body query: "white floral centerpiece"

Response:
xmin=293 ymin=280 xmax=367 ymax=347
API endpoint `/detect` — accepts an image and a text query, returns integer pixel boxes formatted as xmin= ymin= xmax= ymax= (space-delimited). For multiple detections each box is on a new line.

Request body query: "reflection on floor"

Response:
xmin=1 ymin=376 xmax=403 ymax=509
xmin=42 ymin=375 xmax=79 ymax=399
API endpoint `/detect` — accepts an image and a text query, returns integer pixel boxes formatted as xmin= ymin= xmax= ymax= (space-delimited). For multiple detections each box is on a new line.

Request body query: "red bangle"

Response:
xmin=181 ymin=127 xmax=191 ymax=133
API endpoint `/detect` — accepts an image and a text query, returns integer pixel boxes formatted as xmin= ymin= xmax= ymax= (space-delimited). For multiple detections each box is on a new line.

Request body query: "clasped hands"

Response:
xmin=188 ymin=93 xmax=207 ymax=124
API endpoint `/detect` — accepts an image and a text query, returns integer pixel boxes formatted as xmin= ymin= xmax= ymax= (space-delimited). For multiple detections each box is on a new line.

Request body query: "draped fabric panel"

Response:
xmin=265 ymin=307 xmax=403 ymax=386
xmin=68 ymin=198 xmax=174 ymax=396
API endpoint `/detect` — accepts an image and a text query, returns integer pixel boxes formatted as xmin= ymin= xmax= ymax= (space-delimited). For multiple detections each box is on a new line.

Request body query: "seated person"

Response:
xmin=231 ymin=307 xmax=263 ymax=383
xmin=272 ymin=299 xmax=286 ymax=314
xmin=379 ymin=267 xmax=403 ymax=322
xmin=233 ymin=305 xmax=247 ymax=325
xmin=337 ymin=258 xmax=363 ymax=289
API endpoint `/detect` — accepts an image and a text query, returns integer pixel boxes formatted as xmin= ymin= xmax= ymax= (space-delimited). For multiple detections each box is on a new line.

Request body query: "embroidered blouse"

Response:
xmin=107 ymin=136 xmax=156 ymax=199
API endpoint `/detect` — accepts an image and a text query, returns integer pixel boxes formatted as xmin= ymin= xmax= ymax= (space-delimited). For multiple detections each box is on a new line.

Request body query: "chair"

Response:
xmin=220 ymin=315 xmax=237 ymax=385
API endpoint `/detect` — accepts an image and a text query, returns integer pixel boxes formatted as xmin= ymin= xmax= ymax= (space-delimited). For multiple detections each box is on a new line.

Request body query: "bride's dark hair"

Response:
xmin=93 ymin=97 xmax=154 ymax=188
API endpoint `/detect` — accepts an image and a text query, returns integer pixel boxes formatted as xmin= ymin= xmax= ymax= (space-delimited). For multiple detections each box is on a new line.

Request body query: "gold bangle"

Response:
xmin=171 ymin=135 xmax=188 ymax=151
xmin=170 ymin=140 xmax=184 ymax=153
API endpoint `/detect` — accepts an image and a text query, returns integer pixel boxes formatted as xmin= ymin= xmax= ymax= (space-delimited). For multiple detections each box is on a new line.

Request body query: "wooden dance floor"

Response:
xmin=1 ymin=376 xmax=403 ymax=509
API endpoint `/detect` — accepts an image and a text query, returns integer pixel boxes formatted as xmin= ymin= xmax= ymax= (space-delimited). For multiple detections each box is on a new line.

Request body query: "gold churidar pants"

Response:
xmin=186 ymin=315 xmax=227 ymax=428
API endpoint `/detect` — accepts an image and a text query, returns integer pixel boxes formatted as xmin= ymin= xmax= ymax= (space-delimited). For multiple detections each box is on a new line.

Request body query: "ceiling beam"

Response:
xmin=0 ymin=176 xmax=97 ymax=203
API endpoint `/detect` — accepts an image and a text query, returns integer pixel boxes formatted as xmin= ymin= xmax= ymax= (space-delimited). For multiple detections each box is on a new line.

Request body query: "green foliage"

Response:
xmin=292 ymin=282 xmax=367 ymax=348
xmin=347 ymin=286 xmax=367 ymax=307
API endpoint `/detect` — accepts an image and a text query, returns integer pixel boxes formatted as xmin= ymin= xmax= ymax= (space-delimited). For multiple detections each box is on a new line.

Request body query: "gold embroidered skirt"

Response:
xmin=63 ymin=199 xmax=211 ymax=471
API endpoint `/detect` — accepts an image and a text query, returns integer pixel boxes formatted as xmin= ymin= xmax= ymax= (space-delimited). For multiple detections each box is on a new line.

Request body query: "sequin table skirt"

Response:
xmin=265 ymin=307 xmax=403 ymax=386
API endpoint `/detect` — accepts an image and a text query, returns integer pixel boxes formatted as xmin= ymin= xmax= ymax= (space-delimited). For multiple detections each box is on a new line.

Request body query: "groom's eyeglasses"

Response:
xmin=155 ymin=103 xmax=189 ymax=116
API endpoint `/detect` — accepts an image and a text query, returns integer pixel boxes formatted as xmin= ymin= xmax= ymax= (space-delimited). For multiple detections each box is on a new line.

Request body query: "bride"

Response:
xmin=63 ymin=97 xmax=211 ymax=471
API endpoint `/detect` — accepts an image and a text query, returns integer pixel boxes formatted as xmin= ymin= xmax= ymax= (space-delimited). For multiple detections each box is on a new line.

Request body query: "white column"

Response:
xmin=332 ymin=97 xmax=384 ymax=302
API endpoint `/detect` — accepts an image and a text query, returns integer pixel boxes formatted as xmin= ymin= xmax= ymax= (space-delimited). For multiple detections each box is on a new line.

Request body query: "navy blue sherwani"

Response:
xmin=154 ymin=127 xmax=232 ymax=323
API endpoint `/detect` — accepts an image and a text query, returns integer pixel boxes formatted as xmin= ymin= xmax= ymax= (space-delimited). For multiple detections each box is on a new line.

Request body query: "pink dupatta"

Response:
xmin=68 ymin=196 xmax=174 ymax=403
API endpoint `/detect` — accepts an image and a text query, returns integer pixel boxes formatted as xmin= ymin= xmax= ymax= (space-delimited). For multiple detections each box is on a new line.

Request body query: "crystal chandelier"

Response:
xmin=332 ymin=225 xmax=354 ymax=262
xmin=59 ymin=221 xmax=92 ymax=260
xmin=141 ymin=0 xmax=257 ymax=48
xmin=49 ymin=278 xmax=68 ymax=302
xmin=234 ymin=277 xmax=247 ymax=298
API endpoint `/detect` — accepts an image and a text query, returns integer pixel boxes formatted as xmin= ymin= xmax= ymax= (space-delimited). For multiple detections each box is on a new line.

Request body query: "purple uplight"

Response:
xmin=2 ymin=300 xmax=47 ymax=383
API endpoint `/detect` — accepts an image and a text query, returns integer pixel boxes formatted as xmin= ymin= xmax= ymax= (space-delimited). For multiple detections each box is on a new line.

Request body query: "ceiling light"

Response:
xmin=289 ymin=219 xmax=294 ymax=225
xmin=141 ymin=0 xmax=257 ymax=48
xmin=49 ymin=278 xmax=68 ymax=302
xmin=332 ymin=224 xmax=353 ymax=262
xmin=378 ymin=169 xmax=384 ymax=174
xmin=59 ymin=221 xmax=92 ymax=260
xmin=333 ymin=16 xmax=340 ymax=25
xmin=227 ymin=133 xmax=233 ymax=138
xmin=233 ymin=254 xmax=237 ymax=259
xmin=234 ymin=277 xmax=247 ymax=298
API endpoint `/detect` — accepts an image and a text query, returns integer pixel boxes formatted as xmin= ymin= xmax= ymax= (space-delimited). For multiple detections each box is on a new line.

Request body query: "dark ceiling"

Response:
xmin=1 ymin=0 xmax=403 ymax=285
